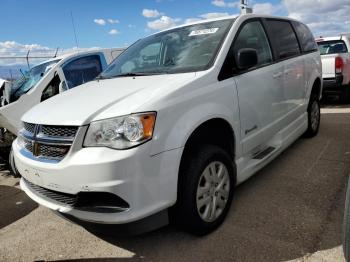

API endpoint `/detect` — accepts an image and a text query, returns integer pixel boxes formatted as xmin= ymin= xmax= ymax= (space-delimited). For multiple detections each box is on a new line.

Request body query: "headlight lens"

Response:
xmin=84 ymin=112 xmax=156 ymax=149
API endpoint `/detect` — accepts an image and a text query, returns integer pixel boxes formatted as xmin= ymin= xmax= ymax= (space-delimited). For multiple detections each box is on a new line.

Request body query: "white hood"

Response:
xmin=22 ymin=73 xmax=196 ymax=126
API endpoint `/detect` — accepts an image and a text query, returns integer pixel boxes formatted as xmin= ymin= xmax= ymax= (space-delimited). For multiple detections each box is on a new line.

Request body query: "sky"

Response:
xmin=0 ymin=0 xmax=350 ymax=69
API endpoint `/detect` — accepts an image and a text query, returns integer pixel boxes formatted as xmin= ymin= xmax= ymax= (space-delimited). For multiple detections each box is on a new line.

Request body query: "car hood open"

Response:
xmin=22 ymin=73 xmax=196 ymax=126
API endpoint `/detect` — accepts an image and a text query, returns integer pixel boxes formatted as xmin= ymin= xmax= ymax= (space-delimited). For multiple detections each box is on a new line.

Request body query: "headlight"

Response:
xmin=84 ymin=112 xmax=156 ymax=149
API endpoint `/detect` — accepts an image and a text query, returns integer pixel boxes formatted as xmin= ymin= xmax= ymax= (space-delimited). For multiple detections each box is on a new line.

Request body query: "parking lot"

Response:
xmin=0 ymin=102 xmax=349 ymax=262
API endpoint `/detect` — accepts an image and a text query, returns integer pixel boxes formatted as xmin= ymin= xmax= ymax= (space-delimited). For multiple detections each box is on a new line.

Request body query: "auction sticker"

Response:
xmin=189 ymin=28 xmax=219 ymax=36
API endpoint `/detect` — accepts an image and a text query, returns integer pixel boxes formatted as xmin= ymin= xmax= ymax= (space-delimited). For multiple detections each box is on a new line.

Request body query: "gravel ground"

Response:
xmin=0 ymin=104 xmax=349 ymax=262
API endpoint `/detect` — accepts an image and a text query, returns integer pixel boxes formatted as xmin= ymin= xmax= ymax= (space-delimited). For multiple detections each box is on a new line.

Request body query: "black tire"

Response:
xmin=9 ymin=148 xmax=20 ymax=177
xmin=172 ymin=144 xmax=235 ymax=235
xmin=344 ymin=177 xmax=350 ymax=262
xmin=304 ymin=94 xmax=320 ymax=138
xmin=341 ymin=86 xmax=350 ymax=104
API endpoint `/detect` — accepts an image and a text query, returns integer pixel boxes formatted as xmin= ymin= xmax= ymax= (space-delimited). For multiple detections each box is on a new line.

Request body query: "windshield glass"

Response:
xmin=100 ymin=19 xmax=234 ymax=78
xmin=317 ymin=40 xmax=348 ymax=55
xmin=11 ymin=59 xmax=60 ymax=100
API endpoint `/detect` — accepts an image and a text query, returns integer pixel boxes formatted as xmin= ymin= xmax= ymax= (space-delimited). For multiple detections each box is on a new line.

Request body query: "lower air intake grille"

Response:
xmin=24 ymin=178 xmax=77 ymax=206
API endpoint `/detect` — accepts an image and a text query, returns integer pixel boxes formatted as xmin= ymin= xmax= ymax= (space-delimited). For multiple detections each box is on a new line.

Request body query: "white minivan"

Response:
xmin=14 ymin=14 xmax=322 ymax=235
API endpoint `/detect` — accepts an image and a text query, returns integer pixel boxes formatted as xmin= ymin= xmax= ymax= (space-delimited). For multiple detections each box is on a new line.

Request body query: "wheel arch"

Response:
xmin=178 ymin=117 xmax=237 ymax=185
xmin=311 ymin=77 xmax=322 ymax=100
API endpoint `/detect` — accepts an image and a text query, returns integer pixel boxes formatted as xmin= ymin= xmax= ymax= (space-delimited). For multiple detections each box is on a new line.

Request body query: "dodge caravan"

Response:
xmin=14 ymin=14 xmax=322 ymax=235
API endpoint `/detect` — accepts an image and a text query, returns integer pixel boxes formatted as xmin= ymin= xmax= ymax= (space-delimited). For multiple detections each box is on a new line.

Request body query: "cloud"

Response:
xmin=0 ymin=41 xmax=52 ymax=66
xmin=184 ymin=12 xmax=237 ymax=25
xmin=147 ymin=15 xmax=178 ymax=30
xmin=0 ymin=41 xmax=99 ymax=66
xmin=184 ymin=18 xmax=202 ymax=24
xmin=199 ymin=12 xmax=230 ymax=19
xmin=108 ymin=29 xmax=119 ymax=35
xmin=253 ymin=3 xmax=282 ymax=15
xmin=107 ymin=19 xmax=119 ymax=24
xmin=94 ymin=19 xmax=106 ymax=26
xmin=211 ymin=0 xmax=239 ymax=8
xmin=142 ymin=9 xmax=161 ymax=18
xmin=283 ymin=0 xmax=350 ymax=36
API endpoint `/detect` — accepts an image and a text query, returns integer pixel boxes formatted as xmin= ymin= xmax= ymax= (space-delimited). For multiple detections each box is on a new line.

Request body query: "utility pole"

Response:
xmin=240 ymin=0 xmax=253 ymax=14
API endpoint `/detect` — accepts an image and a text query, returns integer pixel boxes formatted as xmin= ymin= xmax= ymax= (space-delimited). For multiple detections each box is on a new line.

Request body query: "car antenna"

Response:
xmin=26 ymin=50 xmax=30 ymax=69
xmin=54 ymin=47 xmax=59 ymax=58
xmin=70 ymin=11 xmax=79 ymax=52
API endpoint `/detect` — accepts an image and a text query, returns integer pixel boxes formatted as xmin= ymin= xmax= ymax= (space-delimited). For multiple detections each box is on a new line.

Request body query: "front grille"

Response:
xmin=20 ymin=122 xmax=79 ymax=162
xmin=24 ymin=139 xmax=33 ymax=152
xmin=24 ymin=178 xmax=77 ymax=206
xmin=23 ymin=122 xmax=35 ymax=134
xmin=41 ymin=125 xmax=78 ymax=138
xmin=39 ymin=144 xmax=70 ymax=159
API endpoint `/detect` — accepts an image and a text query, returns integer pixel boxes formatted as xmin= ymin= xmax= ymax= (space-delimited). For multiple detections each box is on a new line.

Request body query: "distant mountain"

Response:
xmin=0 ymin=64 xmax=27 ymax=80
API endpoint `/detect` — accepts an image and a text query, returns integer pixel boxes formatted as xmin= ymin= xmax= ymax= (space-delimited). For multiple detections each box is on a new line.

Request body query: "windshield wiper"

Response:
xmin=97 ymin=71 xmax=169 ymax=80
xmin=96 ymin=73 xmax=147 ymax=80
xmin=95 ymin=75 xmax=114 ymax=80
xmin=114 ymin=72 xmax=149 ymax=77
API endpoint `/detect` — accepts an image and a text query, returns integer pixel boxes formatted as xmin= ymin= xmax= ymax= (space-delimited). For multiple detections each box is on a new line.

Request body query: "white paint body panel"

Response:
xmin=14 ymin=14 xmax=322 ymax=225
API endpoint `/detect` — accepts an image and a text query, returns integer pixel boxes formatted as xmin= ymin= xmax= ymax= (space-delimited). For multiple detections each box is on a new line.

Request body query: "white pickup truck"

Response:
xmin=316 ymin=34 xmax=350 ymax=101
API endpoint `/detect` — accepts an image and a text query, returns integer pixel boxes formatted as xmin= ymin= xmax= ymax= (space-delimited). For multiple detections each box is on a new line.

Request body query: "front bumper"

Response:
xmin=14 ymin=138 xmax=183 ymax=224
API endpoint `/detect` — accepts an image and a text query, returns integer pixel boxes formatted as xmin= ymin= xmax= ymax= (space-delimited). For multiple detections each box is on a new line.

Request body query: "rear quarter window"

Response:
xmin=292 ymin=22 xmax=318 ymax=52
xmin=265 ymin=20 xmax=301 ymax=60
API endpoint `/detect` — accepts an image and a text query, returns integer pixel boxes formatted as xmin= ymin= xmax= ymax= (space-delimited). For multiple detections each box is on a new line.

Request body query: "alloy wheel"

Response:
xmin=196 ymin=161 xmax=230 ymax=222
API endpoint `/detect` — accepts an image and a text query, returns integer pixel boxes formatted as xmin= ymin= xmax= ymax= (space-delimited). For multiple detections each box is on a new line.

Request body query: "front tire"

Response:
xmin=173 ymin=144 xmax=235 ymax=235
xmin=304 ymin=94 xmax=320 ymax=138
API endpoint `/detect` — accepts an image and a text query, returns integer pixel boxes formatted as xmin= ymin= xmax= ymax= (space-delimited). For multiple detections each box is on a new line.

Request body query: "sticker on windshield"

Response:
xmin=189 ymin=28 xmax=219 ymax=36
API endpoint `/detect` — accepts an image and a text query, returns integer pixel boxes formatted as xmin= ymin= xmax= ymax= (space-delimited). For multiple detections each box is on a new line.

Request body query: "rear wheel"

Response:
xmin=304 ymin=94 xmax=320 ymax=138
xmin=172 ymin=144 xmax=235 ymax=235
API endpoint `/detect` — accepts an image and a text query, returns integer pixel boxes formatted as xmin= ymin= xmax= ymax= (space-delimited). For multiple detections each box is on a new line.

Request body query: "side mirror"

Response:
xmin=58 ymin=81 xmax=68 ymax=93
xmin=236 ymin=48 xmax=258 ymax=70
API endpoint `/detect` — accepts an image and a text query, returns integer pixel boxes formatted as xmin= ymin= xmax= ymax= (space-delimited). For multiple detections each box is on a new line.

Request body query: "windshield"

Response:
xmin=317 ymin=40 xmax=348 ymax=55
xmin=100 ymin=19 xmax=234 ymax=78
xmin=11 ymin=59 xmax=60 ymax=101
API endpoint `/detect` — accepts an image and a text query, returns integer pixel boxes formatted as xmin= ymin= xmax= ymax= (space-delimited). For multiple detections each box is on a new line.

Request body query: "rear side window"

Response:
xmin=317 ymin=40 xmax=348 ymax=55
xmin=265 ymin=20 xmax=300 ymax=60
xmin=293 ymin=22 xmax=318 ymax=52
xmin=63 ymin=55 xmax=103 ymax=89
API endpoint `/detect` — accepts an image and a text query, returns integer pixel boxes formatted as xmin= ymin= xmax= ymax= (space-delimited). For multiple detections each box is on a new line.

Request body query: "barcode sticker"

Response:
xmin=189 ymin=28 xmax=219 ymax=36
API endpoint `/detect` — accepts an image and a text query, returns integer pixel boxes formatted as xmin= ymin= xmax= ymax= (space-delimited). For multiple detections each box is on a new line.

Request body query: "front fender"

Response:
xmin=149 ymin=80 xmax=241 ymax=157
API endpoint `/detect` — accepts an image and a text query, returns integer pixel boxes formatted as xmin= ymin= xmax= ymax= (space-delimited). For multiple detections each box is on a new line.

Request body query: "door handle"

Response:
xmin=272 ymin=72 xmax=282 ymax=79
